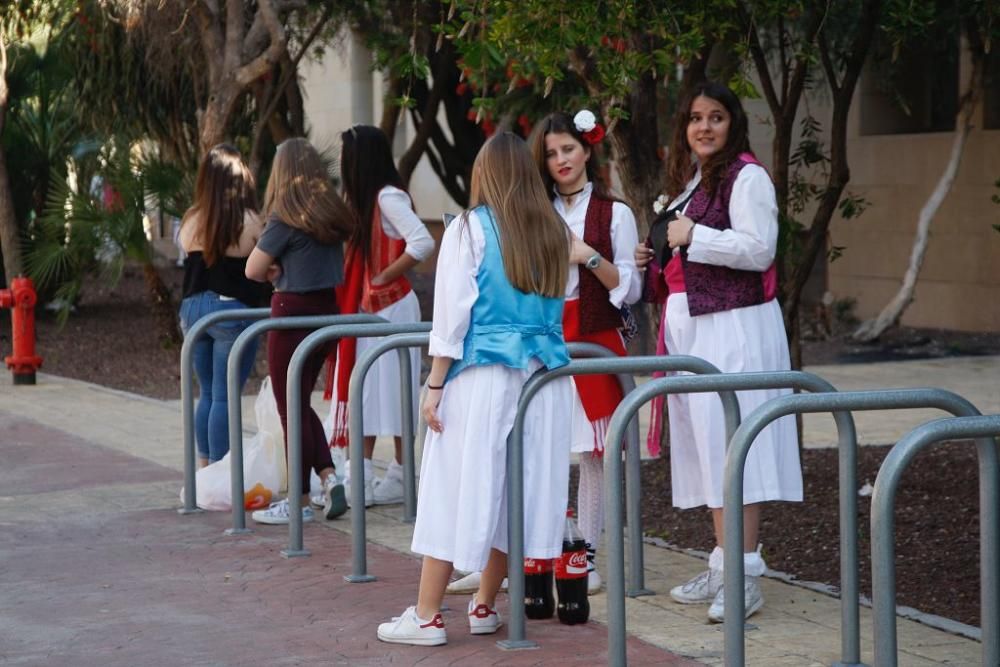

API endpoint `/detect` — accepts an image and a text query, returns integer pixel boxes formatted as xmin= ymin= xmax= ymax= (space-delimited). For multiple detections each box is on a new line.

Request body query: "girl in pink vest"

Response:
xmin=637 ymin=81 xmax=802 ymax=622
xmin=324 ymin=125 xmax=434 ymax=508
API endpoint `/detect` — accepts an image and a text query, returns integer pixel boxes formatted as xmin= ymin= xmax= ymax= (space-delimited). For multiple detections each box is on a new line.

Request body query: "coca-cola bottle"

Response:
xmin=555 ymin=508 xmax=590 ymax=625
xmin=523 ymin=558 xmax=555 ymax=619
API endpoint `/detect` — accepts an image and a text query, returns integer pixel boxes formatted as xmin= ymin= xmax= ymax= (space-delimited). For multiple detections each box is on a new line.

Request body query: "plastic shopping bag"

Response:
xmin=179 ymin=377 xmax=287 ymax=511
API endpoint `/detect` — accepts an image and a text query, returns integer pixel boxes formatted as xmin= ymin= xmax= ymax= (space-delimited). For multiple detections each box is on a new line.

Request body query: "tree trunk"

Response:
xmin=0 ymin=145 xmax=20 ymax=285
xmin=142 ymin=260 xmax=181 ymax=347
xmin=781 ymin=0 xmax=882 ymax=369
xmin=853 ymin=47 xmax=983 ymax=342
xmin=0 ymin=35 xmax=22 ymax=284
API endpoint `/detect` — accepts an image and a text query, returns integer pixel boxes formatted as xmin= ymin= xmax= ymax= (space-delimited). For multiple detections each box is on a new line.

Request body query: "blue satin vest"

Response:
xmin=446 ymin=206 xmax=569 ymax=382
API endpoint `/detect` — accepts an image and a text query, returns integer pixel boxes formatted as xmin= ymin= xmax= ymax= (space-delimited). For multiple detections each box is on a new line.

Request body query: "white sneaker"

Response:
xmin=251 ymin=499 xmax=314 ymax=525
xmin=467 ymin=598 xmax=502 ymax=635
xmin=377 ymin=606 xmax=447 ymax=646
xmin=309 ymin=490 xmax=325 ymax=509
xmin=373 ymin=469 xmax=404 ymax=505
xmin=707 ymin=577 xmax=764 ymax=623
xmin=345 ymin=474 xmax=374 ymax=508
xmin=587 ymin=569 xmax=603 ymax=595
xmin=445 ymin=571 xmax=509 ymax=594
xmin=322 ymin=474 xmax=348 ymax=520
xmin=585 ymin=546 xmax=602 ymax=594
xmin=670 ymin=568 xmax=723 ymax=604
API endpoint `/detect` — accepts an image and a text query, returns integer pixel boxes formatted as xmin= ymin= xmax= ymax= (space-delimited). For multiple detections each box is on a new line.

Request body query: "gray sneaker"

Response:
xmin=707 ymin=576 xmax=764 ymax=622
xmin=670 ymin=568 xmax=723 ymax=604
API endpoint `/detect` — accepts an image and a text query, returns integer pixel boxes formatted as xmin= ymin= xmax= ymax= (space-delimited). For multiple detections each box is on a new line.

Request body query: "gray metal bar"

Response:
xmin=346 ymin=333 xmax=430 ymax=533
xmin=284 ymin=321 xmax=431 ymax=564
xmin=723 ymin=388 xmax=984 ymax=667
xmin=225 ymin=313 xmax=387 ymax=534
xmin=871 ymin=416 xmax=1000 ymax=667
xmin=499 ymin=355 xmax=735 ymax=650
xmin=397 ymin=339 xmax=419 ymax=524
xmin=179 ymin=307 xmax=269 ymax=514
xmin=602 ymin=370 xmax=852 ymax=666
xmin=564 ymin=342 xmax=649 ymax=597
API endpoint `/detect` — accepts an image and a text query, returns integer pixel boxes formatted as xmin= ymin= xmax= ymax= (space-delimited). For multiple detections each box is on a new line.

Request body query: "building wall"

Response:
xmin=298 ymin=31 xmax=463 ymax=222
xmin=828 ymin=85 xmax=1000 ymax=333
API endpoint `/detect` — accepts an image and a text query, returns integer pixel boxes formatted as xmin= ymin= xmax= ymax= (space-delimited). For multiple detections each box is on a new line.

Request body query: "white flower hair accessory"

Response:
xmin=573 ymin=109 xmax=606 ymax=144
xmin=652 ymin=194 xmax=670 ymax=215
xmin=574 ymin=109 xmax=597 ymax=133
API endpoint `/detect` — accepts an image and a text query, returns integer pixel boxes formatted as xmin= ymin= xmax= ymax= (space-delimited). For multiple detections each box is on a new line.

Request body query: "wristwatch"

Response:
xmin=585 ymin=253 xmax=602 ymax=270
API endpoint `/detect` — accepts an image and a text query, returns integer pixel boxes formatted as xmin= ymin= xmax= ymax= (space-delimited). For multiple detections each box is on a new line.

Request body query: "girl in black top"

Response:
xmin=178 ymin=144 xmax=265 ymax=468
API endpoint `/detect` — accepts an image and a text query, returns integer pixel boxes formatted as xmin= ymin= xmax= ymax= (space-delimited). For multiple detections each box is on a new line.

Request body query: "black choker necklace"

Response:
xmin=558 ymin=186 xmax=585 ymax=198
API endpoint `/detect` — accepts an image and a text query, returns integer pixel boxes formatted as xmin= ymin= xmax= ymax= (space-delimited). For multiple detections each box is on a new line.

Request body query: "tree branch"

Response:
xmin=234 ymin=0 xmax=288 ymax=88
xmin=739 ymin=4 xmax=780 ymax=117
xmin=818 ymin=32 xmax=840 ymax=96
xmin=398 ymin=57 xmax=449 ymax=185
xmin=223 ymin=0 xmax=245 ymax=76
xmin=191 ymin=1 xmax=223 ymax=88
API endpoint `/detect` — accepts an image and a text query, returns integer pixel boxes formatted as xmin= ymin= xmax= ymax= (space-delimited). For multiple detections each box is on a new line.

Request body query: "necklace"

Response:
xmin=558 ymin=186 xmax=585 ymax=199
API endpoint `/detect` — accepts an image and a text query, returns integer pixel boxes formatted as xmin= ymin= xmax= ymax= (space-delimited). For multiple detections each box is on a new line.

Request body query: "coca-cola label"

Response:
xmin=523 ymin=558 xmax=552 ymax=574
xmin=555 ymin=550 xmax=587 ymax=579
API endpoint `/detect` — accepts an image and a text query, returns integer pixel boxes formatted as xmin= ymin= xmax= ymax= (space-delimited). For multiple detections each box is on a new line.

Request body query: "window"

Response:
xmin=860 ymin=18 xmax=959 ymax=135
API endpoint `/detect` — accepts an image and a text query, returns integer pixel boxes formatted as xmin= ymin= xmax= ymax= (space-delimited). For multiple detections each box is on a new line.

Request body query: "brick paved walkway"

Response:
xmin=0 ymin=413 xmax=697 ymax=666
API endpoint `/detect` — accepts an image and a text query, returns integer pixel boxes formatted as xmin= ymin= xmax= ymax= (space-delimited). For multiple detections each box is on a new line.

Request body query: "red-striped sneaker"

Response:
xmin=377 ymin=606 xmax=446 ymax=646
xmin=467 ymin=598 xmax=502 ymax=635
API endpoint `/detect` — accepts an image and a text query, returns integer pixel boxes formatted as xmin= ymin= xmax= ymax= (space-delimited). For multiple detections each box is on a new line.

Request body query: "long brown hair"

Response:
xmin=264 ymin=138 xmax=354 ymax=244
xmin=182 ymin=144 xmax=257 ymax=266
xmin=529 ymin=112 xmax=617 ymax=202
xmin=665 ymin=81 xmax=752 ymax=199
xmin=469 ymin=132 xmax=568 ymax=298
xmin=340 ymin=124 xmax=411 ymax=266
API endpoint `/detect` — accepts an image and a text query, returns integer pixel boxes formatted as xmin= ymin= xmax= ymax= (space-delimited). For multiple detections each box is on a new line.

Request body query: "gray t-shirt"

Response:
xmin=256 ymin=217 xmax=344 ymax=292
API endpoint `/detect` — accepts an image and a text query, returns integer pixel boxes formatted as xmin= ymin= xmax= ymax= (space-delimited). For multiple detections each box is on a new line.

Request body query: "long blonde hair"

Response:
xmin=264 ymin=138 xmax=354 ymax=244
xmin=470 ymin=132 xmax=568 ymax=298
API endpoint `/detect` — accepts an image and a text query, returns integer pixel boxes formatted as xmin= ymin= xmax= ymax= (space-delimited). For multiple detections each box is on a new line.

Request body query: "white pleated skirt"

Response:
xmin=663 ymin=293 xmax=803 ymax=509
xmin=330 ymin=291 xmax=421 ymax=437
xmin=410 ymin=360 xmax=573 ymax=573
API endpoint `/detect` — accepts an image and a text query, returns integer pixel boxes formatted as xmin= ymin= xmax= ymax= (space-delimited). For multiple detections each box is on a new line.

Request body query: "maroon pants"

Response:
xmin=268 ymin=289 xmax=338 ymax=493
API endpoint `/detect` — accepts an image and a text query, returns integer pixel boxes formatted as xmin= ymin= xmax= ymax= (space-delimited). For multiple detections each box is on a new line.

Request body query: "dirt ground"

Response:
xmin=3 ymin=262 xmax=996 ymax=628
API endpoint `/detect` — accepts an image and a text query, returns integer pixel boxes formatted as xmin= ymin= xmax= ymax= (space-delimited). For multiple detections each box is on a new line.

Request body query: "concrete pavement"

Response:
xmin=1 ymin=355 xmax=996 ymax=665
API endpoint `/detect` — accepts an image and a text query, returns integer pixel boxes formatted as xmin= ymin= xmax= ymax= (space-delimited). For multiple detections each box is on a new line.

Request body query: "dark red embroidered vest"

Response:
xmin=680 ymin=159 xmax=771 ymax=317
xmin=579 ymin=194 xmax=623 ymax=334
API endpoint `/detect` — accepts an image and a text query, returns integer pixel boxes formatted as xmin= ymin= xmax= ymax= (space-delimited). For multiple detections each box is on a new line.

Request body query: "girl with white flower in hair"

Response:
xmin=530 ymin=109 xmax=642 ymax=594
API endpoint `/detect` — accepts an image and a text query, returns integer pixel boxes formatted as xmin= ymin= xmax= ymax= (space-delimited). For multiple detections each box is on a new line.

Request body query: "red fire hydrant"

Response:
xmin=0 ymin=277 xmax=43 ymax=385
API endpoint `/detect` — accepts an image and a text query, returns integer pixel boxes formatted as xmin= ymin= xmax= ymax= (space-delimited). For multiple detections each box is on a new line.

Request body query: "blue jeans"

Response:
xmin=179 ymin=291 xmax=258 ymax=463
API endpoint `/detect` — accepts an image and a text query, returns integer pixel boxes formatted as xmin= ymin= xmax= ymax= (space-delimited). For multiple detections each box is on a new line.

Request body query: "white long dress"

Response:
xmin=664 ymin=164 xmax=803 ymax=509
xmin=409 ymin=210 xmax=574 ymax=572
xmin=329 ymin=186 xmax=434 ymax=437
xmin=553 ymin=183 xmax=642 ymax=453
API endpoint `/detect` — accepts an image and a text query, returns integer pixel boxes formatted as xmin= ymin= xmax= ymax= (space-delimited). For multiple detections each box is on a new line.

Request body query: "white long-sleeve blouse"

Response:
xmin=377 ymin=185 xmax=435 ymax=262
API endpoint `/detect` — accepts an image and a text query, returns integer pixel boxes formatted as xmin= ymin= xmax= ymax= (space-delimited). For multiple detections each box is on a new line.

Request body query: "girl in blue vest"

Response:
xmin=637 ymin=81 xmax=802 ymax=622
xmin=445 ymin=111 xmax=641 ymax=598
xmin=377 ymin=132 xmax=573 ymax=646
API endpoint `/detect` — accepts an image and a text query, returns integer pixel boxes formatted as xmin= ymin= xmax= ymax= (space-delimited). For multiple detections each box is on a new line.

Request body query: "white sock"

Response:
xmin=577 ymin=456 xmax=604 ymax=549
xmin=363 ymin=457 xmax=373 ymax=482
xmin=708 ymin=545 xmax=724 ymax=571
xmin=708 ymin=545 xmax=766 ymax=577
xmin=386 ymin=458 xmax=403 ymax=478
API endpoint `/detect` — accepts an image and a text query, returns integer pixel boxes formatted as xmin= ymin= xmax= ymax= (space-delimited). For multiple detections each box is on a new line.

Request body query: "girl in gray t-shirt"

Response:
xmin=245 ymin=138 xmax=355 ymax=526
